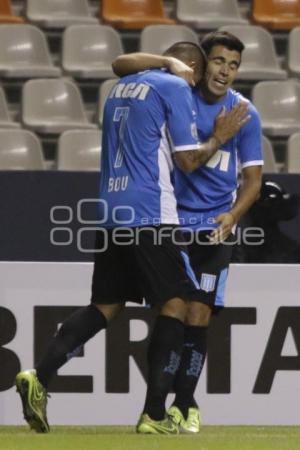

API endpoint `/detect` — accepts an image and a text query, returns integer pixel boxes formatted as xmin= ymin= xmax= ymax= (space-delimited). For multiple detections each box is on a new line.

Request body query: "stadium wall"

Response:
xmin=1 ymin=262 xmax=299 ymax=425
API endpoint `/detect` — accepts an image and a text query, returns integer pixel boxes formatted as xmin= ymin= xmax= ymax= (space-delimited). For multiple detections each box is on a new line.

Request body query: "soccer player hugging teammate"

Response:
xmin=112 ymin=31 xmax=263 ymax=433
xmin=15 ymin=40 xmax=249 ymax=434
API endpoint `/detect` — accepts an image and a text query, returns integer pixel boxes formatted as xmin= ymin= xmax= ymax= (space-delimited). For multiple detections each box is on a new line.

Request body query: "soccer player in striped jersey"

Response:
xmin=112 ymin=31 xmax=263 ymax=433
xmin=15 ymin=41 xmax=249 ymax=435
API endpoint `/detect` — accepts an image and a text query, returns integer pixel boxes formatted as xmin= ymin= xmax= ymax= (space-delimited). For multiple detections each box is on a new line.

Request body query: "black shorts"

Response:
xmin=90 ymin=226 xmax=201 ymax=306
xmin=184 ymin=230 xmax=235 ymax=309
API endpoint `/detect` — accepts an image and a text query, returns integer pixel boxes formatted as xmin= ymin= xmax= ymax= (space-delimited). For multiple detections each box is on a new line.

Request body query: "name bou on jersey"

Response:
xmin=108 ymin=176 xmax=129 ymax=192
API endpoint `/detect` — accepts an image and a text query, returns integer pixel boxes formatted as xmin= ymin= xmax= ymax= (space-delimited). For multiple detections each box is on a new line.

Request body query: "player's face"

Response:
xmin=203 ymin=45 xmax=241 ymax=101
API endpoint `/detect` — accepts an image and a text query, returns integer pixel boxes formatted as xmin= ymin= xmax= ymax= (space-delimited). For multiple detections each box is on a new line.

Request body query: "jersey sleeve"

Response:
xmin=238 ymin=104 xmax=264 ymax=169
xmin=165 ymin=82 xmax=201 ymax=153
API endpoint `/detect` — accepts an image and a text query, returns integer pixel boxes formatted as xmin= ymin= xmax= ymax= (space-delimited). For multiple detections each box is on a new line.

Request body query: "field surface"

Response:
xmin=1 ymin=426 xmax=300 ymax=450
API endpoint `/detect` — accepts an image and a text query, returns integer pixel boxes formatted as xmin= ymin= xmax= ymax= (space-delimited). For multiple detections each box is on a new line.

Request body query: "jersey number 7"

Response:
xmin=113 ymin=107 xmax=130 ymax=169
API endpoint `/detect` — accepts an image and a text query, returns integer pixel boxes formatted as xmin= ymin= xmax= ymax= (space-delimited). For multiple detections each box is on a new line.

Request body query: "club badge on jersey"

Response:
xmin=200 ymin=273 xmax=217 ymax=292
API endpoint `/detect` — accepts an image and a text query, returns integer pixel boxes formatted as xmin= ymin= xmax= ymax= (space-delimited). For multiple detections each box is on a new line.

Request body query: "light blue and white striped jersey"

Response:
xmin=99 ymin=70 xmax=200 ymax=228
xmin=174 ymin=88 xmax=264 ymax=231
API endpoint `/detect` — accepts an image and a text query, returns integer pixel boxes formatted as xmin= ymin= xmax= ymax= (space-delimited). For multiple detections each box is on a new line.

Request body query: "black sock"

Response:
xmin=143 ymin=315 xmax=185 ymax=421
xmin=173 ymin=325 xmax=207 ymax=419
xmin=36 ymin=304 xmax=107 ymax=387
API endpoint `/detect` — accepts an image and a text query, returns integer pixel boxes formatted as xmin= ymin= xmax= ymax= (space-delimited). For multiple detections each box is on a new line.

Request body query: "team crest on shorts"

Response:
xmin=200 ymin=273 xmax=217 ymax=292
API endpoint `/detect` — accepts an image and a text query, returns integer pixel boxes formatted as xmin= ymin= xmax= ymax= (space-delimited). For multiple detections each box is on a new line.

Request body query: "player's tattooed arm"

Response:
xmin=175 ymin=102 xmax=251 ymax=173
xmin=174 ymin=135 xmax=221 ymax=172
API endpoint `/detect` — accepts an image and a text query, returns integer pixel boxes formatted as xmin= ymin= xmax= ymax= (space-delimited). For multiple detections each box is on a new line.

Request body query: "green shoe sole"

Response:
xmin=16 ymin=375 xmax=50 ymax=433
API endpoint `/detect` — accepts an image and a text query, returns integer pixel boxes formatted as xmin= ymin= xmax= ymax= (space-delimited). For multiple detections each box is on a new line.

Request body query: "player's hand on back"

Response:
xmin=165 ymin=57 xmax=195 ymax=86
xmin=213 ymin=102 xmax=250 ymax=145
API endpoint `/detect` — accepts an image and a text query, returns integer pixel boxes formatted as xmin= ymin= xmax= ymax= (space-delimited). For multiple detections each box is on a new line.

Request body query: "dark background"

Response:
xmin=1 ymin=171 xmax=299 ymax=261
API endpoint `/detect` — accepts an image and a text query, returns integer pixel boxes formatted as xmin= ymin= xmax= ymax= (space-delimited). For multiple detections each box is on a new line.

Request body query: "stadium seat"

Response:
xmin=57 ymin=129 xmax=102 ymax=171
xmin=22 ymin=79 xmax=98 ymax=134
xmin=287 ymin=132 xmax=300 ymax=173
xmin=288 ymin=27 xmax=300 ymax=77
xmin=0 ymin=25 xmax=61 ymax=78
xmin=98 ymin=79 xmax=118 ymax=127
xmin=62 ymin=25 xmax=123 ymax=79
xmin=252 ymin=80 xmax=300 ymax=136
xmin=27 ymin=0 xmax=98 ymax=29
xmin=0 ymin=87 xmax=20 ymax=128
xmin=176 ymin=0 xmax=248 ymax=30
xmin=262 ymin=135 xmax=278 ymax=173
xmin=0 ymin=129 xmax=45 ymax=170
xmin=140 ymin=25 xmax=199 ymax=54
xmin=0 ymin=0 xmax=24 ymax=23
xmin=252 ymin=0 xmax=300 ymax=30
xmin=219 ymin=25 xmax=287 ymax=80
xmin=101 ymin=0 xmax=175 ymax=30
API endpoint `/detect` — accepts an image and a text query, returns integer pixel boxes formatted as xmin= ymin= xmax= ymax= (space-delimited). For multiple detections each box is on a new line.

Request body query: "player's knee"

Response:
xmin=159 ymin=297 xmax=187 ymax=322
xmin=94 ymin=303 xmax=124 ymax=323
xmin=185 ymin=302 xmax=212 ymax=326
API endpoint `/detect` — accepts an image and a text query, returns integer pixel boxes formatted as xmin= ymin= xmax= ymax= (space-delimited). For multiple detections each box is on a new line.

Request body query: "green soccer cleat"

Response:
xmin=168 ymin=406 xmax=201 ymax=433
xmin=136 ymin=413 xmax=179 ymax=434
xmin=15 ymin=369 xmax=50 ymax=433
